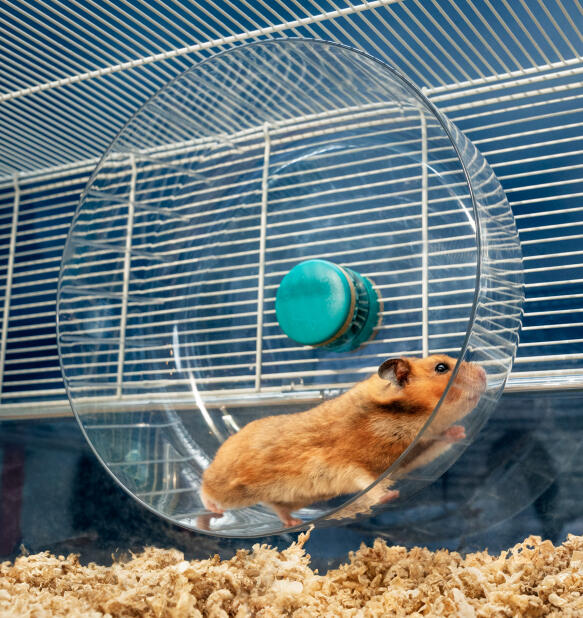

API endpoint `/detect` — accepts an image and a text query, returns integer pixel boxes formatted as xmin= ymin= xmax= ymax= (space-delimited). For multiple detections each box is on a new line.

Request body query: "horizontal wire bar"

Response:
xmin=5 ymin=91 xmax=583 ymax=208
xmin=1 ymin=53 xmax=580 ymax=178
xmin=0 ymin=0 xmax=397 ymax=103
xmin=2 ymin=73 xmax=580 ymax=183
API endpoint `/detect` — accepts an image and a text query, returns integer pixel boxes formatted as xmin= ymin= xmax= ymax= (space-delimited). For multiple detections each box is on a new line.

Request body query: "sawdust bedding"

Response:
xmin=1 ymin=530 xmax=582 ymax=617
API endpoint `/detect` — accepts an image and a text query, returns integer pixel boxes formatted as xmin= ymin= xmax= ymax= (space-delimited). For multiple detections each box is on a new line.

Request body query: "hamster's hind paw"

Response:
xmin=269 ymin=503 xmax=303 ymax=527
xmin=196 ymin=513 xmax=223 ymax=530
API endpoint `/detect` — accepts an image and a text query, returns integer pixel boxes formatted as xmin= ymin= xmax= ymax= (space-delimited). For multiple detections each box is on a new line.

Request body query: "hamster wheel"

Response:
xmin=57 ymin=39 xmax=523 ymax=537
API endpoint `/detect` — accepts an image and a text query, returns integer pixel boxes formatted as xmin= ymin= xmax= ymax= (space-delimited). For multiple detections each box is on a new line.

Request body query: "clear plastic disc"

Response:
xmin=57 ymin=39 xmax=523 ymax=537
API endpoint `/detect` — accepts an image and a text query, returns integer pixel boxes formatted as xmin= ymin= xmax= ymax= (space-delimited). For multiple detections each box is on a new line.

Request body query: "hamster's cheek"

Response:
xmin=442 ymin=385 xmax=463 ymax=405
xmin=441 ymin=389 xmax=475 ymax=423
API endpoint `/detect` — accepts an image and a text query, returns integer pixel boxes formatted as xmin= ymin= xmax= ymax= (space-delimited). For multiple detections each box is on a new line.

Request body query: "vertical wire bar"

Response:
xmin=116 ymin=154 xmax=137 ymax=399
xmin=0 ymin=175 xmax=20 ymax=400
xmin=255 ymin=123 xmax=271 ymax=391
xmin=420 ymin=110 xmax=429 ymax=357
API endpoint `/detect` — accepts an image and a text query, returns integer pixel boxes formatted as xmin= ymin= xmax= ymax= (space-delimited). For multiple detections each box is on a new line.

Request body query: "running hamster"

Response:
xmin=200 ymin=354 xmax=486 ymax=527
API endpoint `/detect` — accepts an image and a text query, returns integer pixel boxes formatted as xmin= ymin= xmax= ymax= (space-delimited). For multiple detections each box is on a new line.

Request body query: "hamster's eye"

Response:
xmin=435 ymin=362 xmax=450 ymax=374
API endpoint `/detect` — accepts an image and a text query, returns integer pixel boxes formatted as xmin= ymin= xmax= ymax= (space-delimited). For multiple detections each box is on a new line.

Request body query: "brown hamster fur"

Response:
xmin=200 ymin=354 xmax=486 ymax=527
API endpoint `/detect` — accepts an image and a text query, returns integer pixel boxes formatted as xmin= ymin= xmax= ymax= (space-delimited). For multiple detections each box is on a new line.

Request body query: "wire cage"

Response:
xmin=1 ymin=1 xmax=582 ymax=540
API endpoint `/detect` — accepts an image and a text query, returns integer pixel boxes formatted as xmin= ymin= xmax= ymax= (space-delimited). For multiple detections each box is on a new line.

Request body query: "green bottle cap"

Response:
xmin=275 ymin=259 xmax=381 ymax=351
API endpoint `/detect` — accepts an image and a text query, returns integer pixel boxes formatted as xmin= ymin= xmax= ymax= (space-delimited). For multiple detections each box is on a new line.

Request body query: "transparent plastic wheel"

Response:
xmin=57 ymin=39 xmax=523 ymax=537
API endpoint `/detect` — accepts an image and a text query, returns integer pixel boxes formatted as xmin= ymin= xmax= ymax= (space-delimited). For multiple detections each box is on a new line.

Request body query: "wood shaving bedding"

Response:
xmin=1 ymin=532 xmax=583 ymax=617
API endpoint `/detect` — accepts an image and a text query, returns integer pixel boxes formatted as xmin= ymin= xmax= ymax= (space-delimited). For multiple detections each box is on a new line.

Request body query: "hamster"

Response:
xmin=200 ymin=354 xmax=487 ymax=527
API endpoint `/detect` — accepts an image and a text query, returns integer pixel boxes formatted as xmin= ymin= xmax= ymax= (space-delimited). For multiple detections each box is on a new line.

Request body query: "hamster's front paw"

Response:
xmin=443 ymin=425 xmax=466 ymax=443
xmin=378 ymin=489 xmax=400 ymax=503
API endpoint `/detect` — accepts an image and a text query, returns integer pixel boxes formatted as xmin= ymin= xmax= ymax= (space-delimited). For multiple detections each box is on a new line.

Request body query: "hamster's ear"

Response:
xmin=378 ymin=358 xmax=411 ymax=387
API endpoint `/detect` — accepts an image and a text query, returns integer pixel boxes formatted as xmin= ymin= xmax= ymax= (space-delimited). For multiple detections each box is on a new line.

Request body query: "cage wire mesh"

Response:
xmin=0 ymin=0 xmax=581 ymax=537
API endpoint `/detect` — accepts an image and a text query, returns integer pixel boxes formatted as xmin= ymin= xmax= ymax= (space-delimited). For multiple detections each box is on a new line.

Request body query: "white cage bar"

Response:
xmin=0 ymin=0 xmax=582 ymax=418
